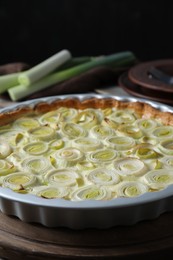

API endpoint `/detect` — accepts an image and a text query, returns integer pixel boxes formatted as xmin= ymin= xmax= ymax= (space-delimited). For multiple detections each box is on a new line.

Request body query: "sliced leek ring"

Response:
xmin=160 ymin=156 xmax=173 ymax=169
xmin=61 ymin=123 xmax=86 ymax=139
xmin=117 ymin=124 xmax=143 ymax=139
xmin=28 ymin=126 xmax=56 ymax=141
xmin=13 ymin=117 xmax=40 ymax=130
xmin=88 ymin=149 xmax=117 ymax=164
xmin=151 ymin=126 xmax=173 ymax=139
xmin=45 ymin=169 xmax=79 ymax=187
xmin=50 ymin=139 xmax=64 ymax=150
xmin=72 ymin=137 xmax=102 ymax=152
xmin=90 ymin=125 xmax=114 ymax=139
xmin=71 ymin=185 xmax=111 ymax=201
xmin=0 ymin=159 xmax=16 ymax=176
xmin=143 ymin=169 xmax=173 ymax=189
xmin=35 ymin=185 xmax=69 ymax=199
xmin=113 ymin=157 xmax=147 ymax=177
xmin=39 ymin=110 xmax=60 ymax=126
xmin=158 ymin=139 xmax=173 ymax=155
xmin=58 ymin=107 xmax=78 ymax=122
xmin=0 ymin=140 xmax=12 ymax=158
xmin=3 ymin=172 xmax=36 ymax=190
xmin=23 ymin=141 xmax=49 ymax=155
xmin=105 ymin=136 xmax=135 ymax=150
xmin=116 ymin=181 xmax=148 ymax=197
xmin=54 ymin=147 xmax=84 ymax=167
xmin=0 ymin=130 xmax=26 ymax=147
xmin=102 ymin=118 xmax=118 ymax=129
xmin=76 ymin=161 xmax=96 ymax=171
xmin=134 ymin=144 xmax=161 ymax=159
xmin=102 ymin=108 xmax=113 ymax=116
xmin=136 ymin=118 xmax=158 ymax=133
xmin=72 ymin=109 xmax=101 ymax=129
xmin=110 ymin=110 xmax=136 ymax=124
xmin=21 ymin=156 xmax=51 ymax=174
xmin=87 ymin=168 xmax=120 ymax=186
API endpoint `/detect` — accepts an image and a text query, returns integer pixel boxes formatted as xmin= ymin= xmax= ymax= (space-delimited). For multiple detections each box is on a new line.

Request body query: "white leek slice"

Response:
xmin=55 ymin=147 xmax=84 ymax=167
xmin=76 ymin=161 xmax=96 ymax=171
xmin=87 ymin=168 xmax=120 ymax=186
xmin=134 ymin=144 xmax=161 ymax=159
xmin=110 ymin=110 xmax=136 ymax=124
xmin=61 ymin=123 xmax=86 ymax=139
xmin=160 ymin=156 xmax=173 ymax=169
xmin=50 ymin=139 xmax=64 ymax=150
xmin=58 ymin=107 xmax=78 ymax=122
xmin=0 ymin=140 xmax=12 ymax=158
xmin=158 ymin=139 xmax=173 ymax=155
xmin=21 ymin=156 xmax=51 ymax=174
xmin=3 ymin=172 xmax=36 ymax=190
xmin=113 ymin=157 xmax=147 ymax=177
xmin=23 ymin=141 xmax=49 ymax=155
xmin=116 ymin=181 xmax=148 ymax=197
xmin=102 ymin=118 xmax=118 ymax=129
xmin=39 ymin=110 xmax=60 ymax=127
xmin=90 ymin=125 xmax=114 ymax=139
xmin=117 ymin=124 xmax=143 ymax=139
xmin=45 ymin=169 xmax=79 ymax=187
xmin=102 ymin=108 xmax=113 ymax=116
xmin=151 ymin=126 xmax=173 ymax=139
xmin=72 ymin=109 xmax=101 ymax=129
xmin=0 ymin=159 xmax=16 ymax=176
xmin=35 ymin=185 xmax=69 ymax=199
xmin=13 ymin=117 xmax=40 ymax=130
xmin=28 ymin=126 xmax=56 ymax=141
xmin=105 ymin=136 xmax=135 ymax=150
xmin=71 ymin=185 xmax=111 ymax=201
xmin=0 ymin=130 xmax=26 ymax=147
xmin=88 ymin=149 xmax=117 ymax=164
xmin=72 ymin=137 xmax=102 ymax=152
xmin=136 ymin=118 xmax=158 ymax=133
xmin=143 ymin=169 xmax=173 ymax=189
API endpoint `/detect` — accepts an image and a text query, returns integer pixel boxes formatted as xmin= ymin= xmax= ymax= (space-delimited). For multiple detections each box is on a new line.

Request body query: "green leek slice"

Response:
xmin=159 ymin=139 xmax=173 ymax=155
xmin=116 ymin=181 xmax=148 ymax=197
xmin=90 ymin=125 xmax=114 ymax=139
xmin=13 ymin=117 xmax=40 ymax=130
xmin=0 ymin=159 xmax=16 ymax=176
xmin=113 ymin=157 xmax=147 ymax=177
xmin=110 ymin=110 xmax=136 ymax=124
xmin=134 ymin=144 xmax=161 ymax=159
xmin=151 ymin=126 xmax=173 ymax=139
xmin=54 ymin=147 xmax=84 ymax=167
xmin=21 ymin=156 xmax=51 ymax=174
xmin=35 ymin=185 xmax=69 ymax=199
xmin=58 ymin=107 xmax=78 ymax=122
xmin=72 ymin=109 xmax=101 ymax=129
xmin=87 ymin=168 xmax=120 ymax=186
xmin=143 ymin=169 xmax=173 ymax=189
xmin=160 ymin=156 xmax=173 ymax=169
xmin=39 ymin=110 xmax=60 ymax=127
xmin=136 ymin=118 xmax=158 ymax=133
xmin=117 ymin=124 xmax=143 ymax=139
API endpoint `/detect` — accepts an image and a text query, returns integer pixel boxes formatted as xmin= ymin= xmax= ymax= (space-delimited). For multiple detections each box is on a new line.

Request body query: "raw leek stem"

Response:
xmin=18 ymin=49 xmax=72 ymax=86
xmin=0 ymin=73 xmax=19 ymax=94
xmin=8 ymin=51 xmax=136 ymax=101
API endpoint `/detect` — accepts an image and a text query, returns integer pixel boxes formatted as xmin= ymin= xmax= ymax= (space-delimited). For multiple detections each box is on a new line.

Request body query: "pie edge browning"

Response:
xmin=0 ymin=97 xmax=173 ymax=126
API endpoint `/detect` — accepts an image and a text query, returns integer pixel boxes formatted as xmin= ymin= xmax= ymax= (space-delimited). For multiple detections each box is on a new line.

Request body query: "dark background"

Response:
xmin=0 ymin=0 xmax=173 ymax=66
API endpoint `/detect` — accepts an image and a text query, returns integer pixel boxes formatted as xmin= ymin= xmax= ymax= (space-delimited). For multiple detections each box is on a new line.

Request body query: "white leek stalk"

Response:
xmin=113 ymin=157 xmax=147 ymax=177
xmin=87 ymin=168 xmax=120 ymax=186
xmin=18 ymin=50 xmax=71 ymax=86
xmin=143 ymin=169 xmax=173 ymax=189
xmin=116 ymin=181 xmax=148 ymax=197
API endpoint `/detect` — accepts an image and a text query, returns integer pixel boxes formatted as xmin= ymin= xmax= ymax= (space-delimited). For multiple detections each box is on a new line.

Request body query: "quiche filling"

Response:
xmin=0 ymin=98 xmax=173 ymax=201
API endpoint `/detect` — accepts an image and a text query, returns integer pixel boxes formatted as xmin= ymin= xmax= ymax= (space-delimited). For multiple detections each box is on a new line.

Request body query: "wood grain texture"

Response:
xmin=0 ymin=211 xmax=173 ymax=259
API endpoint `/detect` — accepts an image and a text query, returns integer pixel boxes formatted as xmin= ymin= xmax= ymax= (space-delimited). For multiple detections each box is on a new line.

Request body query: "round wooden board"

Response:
xmin=0 ymin=211 xmax=173 ymax=259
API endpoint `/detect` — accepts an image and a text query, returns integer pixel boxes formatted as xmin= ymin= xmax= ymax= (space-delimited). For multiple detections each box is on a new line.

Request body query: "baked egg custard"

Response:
xmin=0 ymin=97 xmax=173 ymax=201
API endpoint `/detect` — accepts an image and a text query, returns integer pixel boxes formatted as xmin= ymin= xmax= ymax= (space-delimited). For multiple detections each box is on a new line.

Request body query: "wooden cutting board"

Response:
xmin=0 ymin=211 xmax=173 ymax=259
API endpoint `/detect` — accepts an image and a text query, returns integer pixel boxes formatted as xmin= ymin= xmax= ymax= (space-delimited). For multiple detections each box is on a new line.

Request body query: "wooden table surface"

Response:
xmin=0 ymin=210 xmax=173 ymax=259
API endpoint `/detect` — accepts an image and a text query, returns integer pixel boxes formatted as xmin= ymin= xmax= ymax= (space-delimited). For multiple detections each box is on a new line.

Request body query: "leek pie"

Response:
xmin=1 ymin=96 xmax=173 ymax=201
